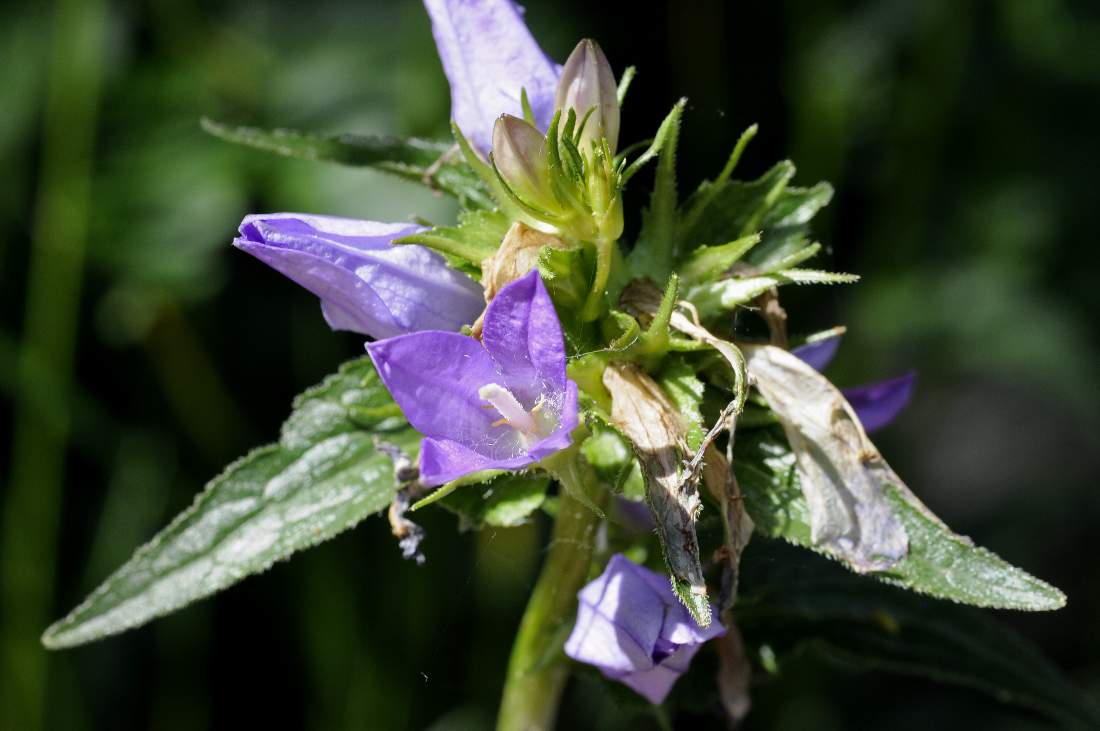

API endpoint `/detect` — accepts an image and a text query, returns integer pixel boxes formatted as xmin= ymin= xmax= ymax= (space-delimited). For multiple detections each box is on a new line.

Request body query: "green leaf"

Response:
xmin=621 ymin=98 xmax=686 ymax=184
xmin=625 ymin=100 xmax=685 ymax=283
xmin=656 ymin=357 xmax=706 ymax=450
xmin=678 ymin=233 xmax=760 ymax=285
xmin=758 ymin=241 xmax=821 ymax=274
xmin=631 ymin=275 xmax=678 ymax=361
xmin=539 ymin=244 xmax=594 ymax=316
xmin=43 ymin=358 xmax=416 ymax=649
xmin=396 ymin=208 xmax=510 ymax=265
xmin=200 ymin=117 xmax=492 ymax=209
xmin=734 ymin=428 xmax=1066 ymax=611
xmin=438 ymin=473 xmax=551 ymax=529
xmin=738 ymin=544 xmax=1098 ymax=727
xmin=680 ymin=160 xmax=794 ymax=250
xmin=686 ymin=269 xmax=860 ymax=318
xmin=672 ymin=576 xmax=712 ymax=628
xmin=761 ymin=182 xmax=834 ymax=229
xmin=747 ymin=182 xmax=834 ymax=270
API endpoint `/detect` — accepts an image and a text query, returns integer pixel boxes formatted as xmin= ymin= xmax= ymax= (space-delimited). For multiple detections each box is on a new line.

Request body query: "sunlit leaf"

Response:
xmin=43 ymin=358 xmax=415 ymax=648
xmin=735 ymin=428 xmax=1066 ymax=611
xmin=201 ymin=117 xmax=492 ymax=208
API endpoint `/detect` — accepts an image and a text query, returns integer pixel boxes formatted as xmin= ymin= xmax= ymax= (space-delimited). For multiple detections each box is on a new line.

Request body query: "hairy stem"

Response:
xmin=496 ymin=466 xmax=603 ymax=731
xmin=581 ymin=236 xmax=614 ymax=321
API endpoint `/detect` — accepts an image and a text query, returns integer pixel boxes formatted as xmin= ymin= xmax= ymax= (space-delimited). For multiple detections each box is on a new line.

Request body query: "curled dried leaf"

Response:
xmin=602 ymin=363 xmax=710 ymax=625
xmin=742 ymin=344 xmax=912 ymax=572
xmin=702 ymin=445 xmax=753 ymax=609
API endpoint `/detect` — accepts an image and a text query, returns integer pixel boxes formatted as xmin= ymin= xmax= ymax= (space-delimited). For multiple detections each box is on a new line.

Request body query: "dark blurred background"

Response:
xmin=2 ymin=0 xmax=1098 ymax=728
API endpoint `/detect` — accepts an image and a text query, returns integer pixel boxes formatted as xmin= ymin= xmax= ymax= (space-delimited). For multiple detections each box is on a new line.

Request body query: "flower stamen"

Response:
xmin=480 ymin=383 xmax=539 ymax=436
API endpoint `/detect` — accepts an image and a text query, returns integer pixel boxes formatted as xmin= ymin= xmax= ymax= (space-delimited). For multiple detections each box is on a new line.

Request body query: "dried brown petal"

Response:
xmin=742 ymin=344 xmax=912 ymax=572
xmin=480 ymin=221 xmax=567 ymax=302
xmin=602 ymin=363 xmax=709 ymax=620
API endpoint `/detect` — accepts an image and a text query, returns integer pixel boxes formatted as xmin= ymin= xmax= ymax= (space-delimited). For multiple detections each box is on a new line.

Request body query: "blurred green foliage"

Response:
xmin=1 ymin=0 xmax=1098 ymax=728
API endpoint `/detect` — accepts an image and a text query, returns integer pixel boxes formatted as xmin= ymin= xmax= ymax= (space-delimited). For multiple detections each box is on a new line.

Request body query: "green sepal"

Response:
xmin=616 ymin=65 xmax=637 ymax=107
xmin=686 ymin=269 xmax=860 ymax=319
xmin=410 ymin=469 xmax=508 ymax=511
xmin=438 ymin=473 xmax=551 ymax=529
xmin=678 ymin=123 xmax=759 ymax=239
xmin=683 ymin=160 xmax=793 ymax=246
xmin=679 ymin=233 xmax=761 ymax=285
xmin=747 ymin=182 xmax=835 ymax=271
xmin=539 ymin=244 xmax=594 ymax=320
xmin=620 ymin=98 xmax=686 ymax=184
xmin=625 ymin=99 xmax=684 ymax=283
xmin=672 ymin=575 xmax=712 ymax=628
xmin=395 ymin=208 xmax=510 ymax=265
xmin=631 ymin=275 xmax=678 ymax=362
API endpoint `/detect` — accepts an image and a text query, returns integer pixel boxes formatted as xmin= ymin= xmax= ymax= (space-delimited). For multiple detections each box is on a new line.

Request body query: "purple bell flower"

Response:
xmin=792 ymin=334 xmax=916 ymax=433
xmin=367 ymin=270 xmax=578 ymax=486
xmin=424 ymin=0 xmax=561 ymax=155
xmin=565 ymin=554 xmax=726 ymax=705
xmin=234 ymin=213 xmax=485 ymax=340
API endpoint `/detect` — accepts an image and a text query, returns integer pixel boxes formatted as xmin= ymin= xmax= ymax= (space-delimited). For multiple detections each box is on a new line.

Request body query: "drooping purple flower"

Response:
xmin=792 ymin=334 xmax=916 ymax=433
xmin=424 ymin=0 xmax=561 ymax=155
xmin=234 ymin=213 xmax=485 ymax=340
xmin=791 ymin=334 xmax=841 ymax=372
xmin=843 ymin=372 xmax=917 ymax=433
xmin=367 ymin=270 xmax=578 ymax=485
xmin=565 ymin=554 xmax=726 ymax=705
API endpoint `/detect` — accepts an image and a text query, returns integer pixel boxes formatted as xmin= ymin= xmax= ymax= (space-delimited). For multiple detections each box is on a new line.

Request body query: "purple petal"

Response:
xmin=424 ymin=0 xmax=560 ymax=154
xmin=419 ymin=437 xmax=535 ymax=485
xmin=565 ymin=554 xmax=725 ymax=704
xmin=843 ymin=371 xmax=916 ymax=433
xmin=613 ymin=496 xmax=656 ymax=533
xmin=618 ymin=662 xmax=686 ymax=706
xmin=566 ymin=555 xmax=666 ymax=674
xmin=367 ymin=331 xmax=502 ymax=443
xmin=235 ymin=213 xmax=484 ymax=338
xmin=369 ymin=271 xmax=577 ymax=485
xmin=791 ymin=334 xmax=841 ymax=372
xmin=481 ymin=270 xmax=567 ymax=404
xmin=526 ymin=380 xmax=578 ymax=459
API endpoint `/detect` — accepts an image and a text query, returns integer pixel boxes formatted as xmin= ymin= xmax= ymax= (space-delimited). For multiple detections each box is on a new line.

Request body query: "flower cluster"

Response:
xmin=230 ymin=0 xmax=919 ymax=711
xmin=41 ymin=2 xmax=1068 ymax=728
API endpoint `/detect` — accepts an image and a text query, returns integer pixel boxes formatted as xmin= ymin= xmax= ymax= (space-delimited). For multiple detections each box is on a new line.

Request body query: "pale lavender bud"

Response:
xmin=491 ymin=114 xmax=556 ymax=210
xmin=233 ymin=213 xmax=484 ymax=339
xmin=555 ymin=39 xmax=620 ymax=154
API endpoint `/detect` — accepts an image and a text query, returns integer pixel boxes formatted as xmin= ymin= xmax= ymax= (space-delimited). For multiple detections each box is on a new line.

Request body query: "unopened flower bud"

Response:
xmin=491 ymin=114 xmax=556 ymax=212
xmin=556 ymin=39 xmax=619 ymax=154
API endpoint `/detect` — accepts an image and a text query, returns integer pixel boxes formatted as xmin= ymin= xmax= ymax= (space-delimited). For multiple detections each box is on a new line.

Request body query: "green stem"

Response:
xmin=496 ymin=474 xmax=602 ymax=730
xmin=581 ymin=236 xmax=614 ymax=321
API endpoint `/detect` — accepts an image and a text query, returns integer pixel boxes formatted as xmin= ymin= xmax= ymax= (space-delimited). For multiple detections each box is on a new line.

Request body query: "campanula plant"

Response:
xmin=43 ymin=1 xmax=1082 ymax=729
